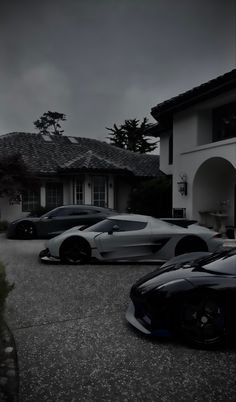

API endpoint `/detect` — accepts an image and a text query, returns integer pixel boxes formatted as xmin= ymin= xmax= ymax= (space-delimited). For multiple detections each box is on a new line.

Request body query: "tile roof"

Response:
xmin=0 ymin=132 xmax=161 ymax=178
xmin=151 ymin=69 xmax=236 ymax=120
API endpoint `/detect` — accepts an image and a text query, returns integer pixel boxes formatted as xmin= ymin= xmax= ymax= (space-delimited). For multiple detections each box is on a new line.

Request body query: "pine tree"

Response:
xmin=34 ymin=111 xmax=66 ymax=136
xmin=106 ymin=118 xmax=157 ymax=153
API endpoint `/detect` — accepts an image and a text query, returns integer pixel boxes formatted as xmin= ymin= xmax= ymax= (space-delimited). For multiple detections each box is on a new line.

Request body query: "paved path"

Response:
xmin=0 ymin=235 xmax=236 ymax=402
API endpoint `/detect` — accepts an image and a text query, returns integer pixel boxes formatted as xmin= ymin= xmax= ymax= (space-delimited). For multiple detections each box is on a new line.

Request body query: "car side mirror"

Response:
xmin=108 ymin=224 xmax=119 ymax=235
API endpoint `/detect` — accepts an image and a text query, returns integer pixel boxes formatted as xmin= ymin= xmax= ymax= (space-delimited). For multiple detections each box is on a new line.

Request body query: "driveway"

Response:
xmin=0 ymin=234 xmax=235 ymax=402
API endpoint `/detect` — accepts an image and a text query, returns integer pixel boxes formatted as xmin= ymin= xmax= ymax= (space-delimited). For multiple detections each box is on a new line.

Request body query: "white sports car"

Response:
xmin=39 ymin=214 xmax=224 ymax=264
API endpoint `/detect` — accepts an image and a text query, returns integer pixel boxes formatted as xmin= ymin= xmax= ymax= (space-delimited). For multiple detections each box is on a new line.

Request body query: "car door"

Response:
xmin=46 ymin=207 xmax=101 ymax=235
xmin=58 ymin=207 xmax=92 ymax=230
xmin=38 ymin=207 xmax=73 ymax=237
xmin=95 ymin=219 xmax=153 ymax=260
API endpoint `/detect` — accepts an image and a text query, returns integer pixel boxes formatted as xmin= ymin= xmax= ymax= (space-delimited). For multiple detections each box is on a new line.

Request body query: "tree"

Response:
xmin=106 ymin=117 xmax=158 ymax=153
xmin=128 ymin=176 xmax=172 ymax=218
xmin=34 ymin=111 xmax=66 ymax=136
xmin=0 ymin=154 xmax=38 ymax=203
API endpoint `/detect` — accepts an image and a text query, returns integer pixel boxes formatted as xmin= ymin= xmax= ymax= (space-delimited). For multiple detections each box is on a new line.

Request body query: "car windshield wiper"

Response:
xmin=191 ymin=248 xmax=236 ymax=269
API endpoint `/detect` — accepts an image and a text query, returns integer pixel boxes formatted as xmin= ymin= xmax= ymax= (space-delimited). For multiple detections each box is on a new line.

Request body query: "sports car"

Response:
xmin=126 ymin=248 xmax=236 ymax=348
xmin=7 ymin=205 xmax=114 ymax=239
xmin=39 ymin=214 xmax=223 ymax=264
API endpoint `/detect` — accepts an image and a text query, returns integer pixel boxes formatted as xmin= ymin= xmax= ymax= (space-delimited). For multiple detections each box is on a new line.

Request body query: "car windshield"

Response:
xmin=197 ymin=249 xmax=236 ymax=275
xmin=41 ymin=208 xmax=59 ymax=218
xmin=83 ymin=218 xmax=147 ymax=232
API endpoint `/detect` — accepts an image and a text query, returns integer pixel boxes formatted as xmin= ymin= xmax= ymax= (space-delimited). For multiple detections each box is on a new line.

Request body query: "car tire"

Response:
xmin=15 ymin=221 xmax=36 ymax=239
xmin=175 ymin=295 xmax=228 ymax=348
xmin=60 ymin=236 xmax=91 ymax=264
xmin=175 ymin=236 xmax=208 ymax=256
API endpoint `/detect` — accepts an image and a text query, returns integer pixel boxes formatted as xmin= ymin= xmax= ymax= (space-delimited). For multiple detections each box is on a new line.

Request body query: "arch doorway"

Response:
xmin=193 ymin=157 xmax=236 ymax=228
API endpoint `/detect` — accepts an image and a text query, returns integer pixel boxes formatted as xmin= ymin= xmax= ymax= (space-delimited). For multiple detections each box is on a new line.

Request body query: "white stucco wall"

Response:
xmin=63 ymin=179 xmax=72 ymax=204
xmin=0 ymin=197 xmax=28 ymax=222
xmin=159 ymin=90 xmax=236 ymax=225
xmin=174 ymin=138 xmax=236 ymax=218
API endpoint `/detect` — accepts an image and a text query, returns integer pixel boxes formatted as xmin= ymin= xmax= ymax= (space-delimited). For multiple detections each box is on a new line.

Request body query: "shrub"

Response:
xmin=128 ymin=176 xmax=172 ymax=218
xmin=0 ymin=261 xmax=14 ymax=332
xmin=0 ymin=220 xmax=9 ymax=232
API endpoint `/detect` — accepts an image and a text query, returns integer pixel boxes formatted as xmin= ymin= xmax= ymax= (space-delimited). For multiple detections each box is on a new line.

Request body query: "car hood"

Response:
xmin=10 ymin=217 xmax=40 ymax=225
xmin=132 ymin=252 xmax=216 ymax=293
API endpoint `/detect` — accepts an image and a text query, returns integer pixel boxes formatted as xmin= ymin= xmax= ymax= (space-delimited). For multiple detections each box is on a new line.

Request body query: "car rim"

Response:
xmin=179 ymin=298 xmax=226 ymax=345
xmin=62 ymin=240 xmax=90 ymax=264
xmin=16 ymin=222 xmax=35 ymax=239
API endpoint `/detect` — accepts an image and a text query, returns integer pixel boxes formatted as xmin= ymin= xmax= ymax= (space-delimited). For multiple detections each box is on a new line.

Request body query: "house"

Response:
xmin=0 ymin=132 xmax=162 ymax=222
xmin=149 ymin=69 xmax=236 ymax=231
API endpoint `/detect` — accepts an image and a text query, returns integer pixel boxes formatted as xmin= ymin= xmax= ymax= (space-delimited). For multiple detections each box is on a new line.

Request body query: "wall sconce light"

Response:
xmin=177 ymin=174 xmax=187 ymax=196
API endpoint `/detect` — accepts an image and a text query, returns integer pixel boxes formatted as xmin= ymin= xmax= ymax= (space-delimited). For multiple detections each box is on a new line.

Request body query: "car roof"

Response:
xmin=108 ymin=214 xmax=158 ymax=223
xmin=53 ymin=205 xmax=112 ymax=211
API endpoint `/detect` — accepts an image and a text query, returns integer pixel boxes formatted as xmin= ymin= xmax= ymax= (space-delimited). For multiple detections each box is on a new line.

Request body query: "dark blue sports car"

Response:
xmin=7 ymin=205 xmax=114 ymax=239
xmin=126 ymin=248 xmax=236 ymax=348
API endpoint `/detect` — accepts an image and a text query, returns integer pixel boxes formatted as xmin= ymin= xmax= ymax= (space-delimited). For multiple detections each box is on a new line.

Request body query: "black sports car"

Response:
xmin=126 ymin=248 xmax=236 ymax=348
xmin=7 ymin=205 xmax=115 ymax=239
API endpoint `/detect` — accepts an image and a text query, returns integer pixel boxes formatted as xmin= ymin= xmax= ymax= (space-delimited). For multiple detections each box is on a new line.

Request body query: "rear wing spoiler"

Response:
xmin=161 ymin=218 xmax=197 ymax=228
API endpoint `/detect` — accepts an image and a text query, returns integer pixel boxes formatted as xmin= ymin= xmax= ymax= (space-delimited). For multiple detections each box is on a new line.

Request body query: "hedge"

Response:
xmin=0 ymin=261 xmax=14 ymax=332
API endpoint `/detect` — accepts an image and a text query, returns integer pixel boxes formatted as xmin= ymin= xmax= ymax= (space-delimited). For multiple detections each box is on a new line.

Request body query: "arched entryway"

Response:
xmin=192 ymin=157 xmax=236 ymax=227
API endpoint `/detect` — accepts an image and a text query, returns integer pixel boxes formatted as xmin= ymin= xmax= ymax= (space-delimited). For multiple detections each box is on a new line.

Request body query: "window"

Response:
xmin=85 ymin=219 xmax=147 ymax=233
xmin=68 ymin=137 xmax=78 ymax=144
xmin=68 ymin=208 xmax=88 ymax=216
xmin=212 ymin=101 xmax=236 ymax=142
xmin=75 ymin=179 xmax=84 ymax=204
xmin=42 ymin=135 xmax=53 ymax=142
xmin=92 ymin=176 xmax=107 ymax=207
xmin=173 ymin=208 xmax=186 ymax=218
xmin=22 ymin=189 xmax=40 ymax=212
xmin=46 ymin=182 xmax=63 ymax=209
xmin=168 ymin=133 xmax=173 ymax=165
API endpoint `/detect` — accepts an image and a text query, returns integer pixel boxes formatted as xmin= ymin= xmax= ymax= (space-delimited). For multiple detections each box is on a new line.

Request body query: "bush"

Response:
xmin=0 ymin=221 xmax=9 ymax=232
xmin=0 ymin=261 xmax=14 ymax=332
xmin=128 ymin=176 xmax=172 ymax=218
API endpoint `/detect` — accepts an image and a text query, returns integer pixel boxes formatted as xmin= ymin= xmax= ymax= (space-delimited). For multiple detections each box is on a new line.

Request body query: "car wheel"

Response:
xmin=176 ymin=296 xmax=227 ymax=348
xmin=60 ymin=237 xmax=91 ymax=264
xmin=175 ymin=236 xmax=208 ymax=256
xmin=15 ymin=221 xmax=36 ymax=239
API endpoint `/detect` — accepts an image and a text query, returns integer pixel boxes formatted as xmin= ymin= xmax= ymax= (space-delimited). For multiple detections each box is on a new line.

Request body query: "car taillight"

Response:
xmin=213 ymin=233 xmax=222 ymax=238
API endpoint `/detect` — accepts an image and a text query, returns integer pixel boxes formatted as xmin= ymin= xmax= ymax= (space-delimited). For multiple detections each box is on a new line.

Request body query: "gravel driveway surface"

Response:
xmin=0 ymin=234 xmax=235 ymax=402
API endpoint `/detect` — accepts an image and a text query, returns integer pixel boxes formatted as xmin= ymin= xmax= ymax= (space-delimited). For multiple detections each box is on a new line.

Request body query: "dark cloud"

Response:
xmin=0 ymin=0 xmax=235 ymax=140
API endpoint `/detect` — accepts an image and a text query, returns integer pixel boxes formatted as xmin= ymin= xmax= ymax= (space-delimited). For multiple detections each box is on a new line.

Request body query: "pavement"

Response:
xmin=0 ymin=234 xmax=236 ymax=401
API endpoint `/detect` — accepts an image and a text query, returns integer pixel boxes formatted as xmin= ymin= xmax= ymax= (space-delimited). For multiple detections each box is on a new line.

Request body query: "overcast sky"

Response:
xmin=0 ymin=0 xmax=235 ymax=142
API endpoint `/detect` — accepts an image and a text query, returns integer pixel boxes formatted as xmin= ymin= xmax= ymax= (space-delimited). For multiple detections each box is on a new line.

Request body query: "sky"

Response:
xmin=0 ymin=0 xmax=235 ymax=143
